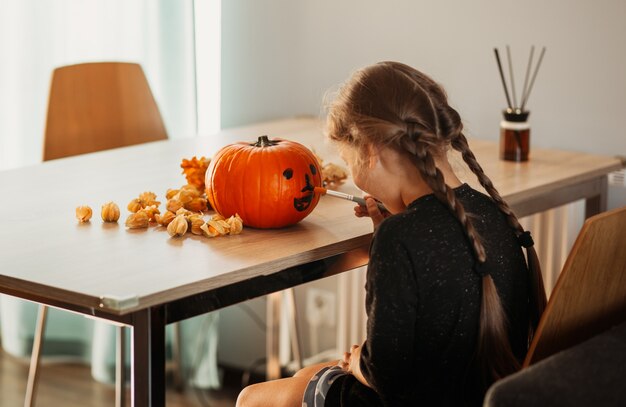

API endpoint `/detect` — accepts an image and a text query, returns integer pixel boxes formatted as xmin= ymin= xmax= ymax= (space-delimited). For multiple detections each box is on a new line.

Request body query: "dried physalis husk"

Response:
xmin=166 ymin=199 xmax=183 ymax=213
xmin=177 ymin=188 xmax=196 ymax=204
xmin=180 ymin=156 xmax=211 ymax=190
xmin=127 ymin=198 xmax=143 ymax=213
xmin=219 ymin=220 xmax=231 ymax=233
xmin=200 ymin=219 xmax=229 ymax=238
xmin=175 ymin=207 xmax=192 ymax=218
xmin=165 ymin=188 xmax=179 ymax=200
xmin=125 ymin=211 xmax=149 ymax=229
xmin=211 ymin=213 xmax=225 ymax=222
xmin=155 ymin=211 xmax=176 ymax=226
xmin=167 ymin=214 xmax=188 ymax=237
xmin=180 ymin=183 xmax=202 ymax=194
xmin=101 ymin=202 xmax=121 ymax=222
xmin=139 ymin=191 xmax=159 ymax=206
xmin=185 ymin=197 xmax=208 ymax=212
xmin=200 ymin=222 xmax=219 ymax=238
xmin=227 ymin=214 xmax=243 ymax=235
xmin=188 ymin=213 xmax=202 ymax=221
xmin=207 ymin=219 xmax=230 ymax=236
xmin=188 ymin=215 xmax=205 ymax=235
xmin=75 ymin=206 xmax=93 ymax=222
xmin=322 ymin=163 xmax=348 ymax=185
xmin=142 ymin=205 xmax=161 ymax=221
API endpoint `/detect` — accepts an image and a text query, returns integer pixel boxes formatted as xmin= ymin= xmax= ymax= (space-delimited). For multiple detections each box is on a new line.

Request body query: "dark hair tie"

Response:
xmin=518 ymin=231 xmax=534 ymax=248
xmin=474 ymin=261 xmax=489 ymax=277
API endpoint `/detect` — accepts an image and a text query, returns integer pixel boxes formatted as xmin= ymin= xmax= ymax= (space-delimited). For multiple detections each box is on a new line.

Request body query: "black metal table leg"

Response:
xmin=585 ymin=176 xmax=608 ymax=219
xmin=132 ymin=307 xmax=166 ymax=407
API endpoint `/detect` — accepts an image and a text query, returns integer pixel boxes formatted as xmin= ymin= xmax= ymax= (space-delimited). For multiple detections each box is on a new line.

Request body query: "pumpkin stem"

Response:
xmin=253 ymin=135 xmax=279 ymax=147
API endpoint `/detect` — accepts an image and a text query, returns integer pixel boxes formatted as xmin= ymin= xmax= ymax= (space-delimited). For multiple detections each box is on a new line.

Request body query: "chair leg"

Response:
xmin=285 ymin=289 xmax=303 ymax=371
xmin=24 ymin=307 xmax=131 ymax=406
xmin=266 ymin=292 xmax=282 ymax=380
xmin=265 ymin=289 xmax=304 ymax=380
xmin=162 ymin=322 xmax=185 ymax=392
xmin=171 ymin=322 xmax=184 ymax=392
xmin=115 ymin=326 xmax=126 ymax=407
xmin=24 ymin=305 xmax=48 ymax=407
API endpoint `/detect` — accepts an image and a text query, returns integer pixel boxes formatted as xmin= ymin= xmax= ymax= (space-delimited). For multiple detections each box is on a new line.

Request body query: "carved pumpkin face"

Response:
xmin=205 ymin=136 xmax=322 ymax=229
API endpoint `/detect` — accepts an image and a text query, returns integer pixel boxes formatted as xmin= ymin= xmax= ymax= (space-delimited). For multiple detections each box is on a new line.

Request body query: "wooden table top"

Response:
xmin=460 ymin=138 xmax=621 ymax=212
xmin=0 ymin=117 xmax=621 ymax=316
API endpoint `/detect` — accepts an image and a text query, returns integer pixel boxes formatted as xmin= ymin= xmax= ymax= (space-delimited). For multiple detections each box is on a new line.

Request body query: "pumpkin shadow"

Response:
xmin=214 ymin=219 xmax=343 ymax=261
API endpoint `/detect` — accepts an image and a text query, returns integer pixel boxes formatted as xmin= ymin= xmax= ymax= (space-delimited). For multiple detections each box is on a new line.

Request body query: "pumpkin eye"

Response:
xmin=283 ymin=168 xmax=293 ymax=180
xmin=309 ymin=164 xmax=317 ymax=175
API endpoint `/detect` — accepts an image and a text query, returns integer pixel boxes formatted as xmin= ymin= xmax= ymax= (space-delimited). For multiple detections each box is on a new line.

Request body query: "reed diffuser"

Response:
xmin=494 ymin=45 xmax=546 ymax=161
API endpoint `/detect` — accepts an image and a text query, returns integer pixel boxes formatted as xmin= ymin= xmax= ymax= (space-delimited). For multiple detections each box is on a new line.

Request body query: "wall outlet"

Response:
xmin=306 ymin=288 xmax=336 ymax=328
xmin=609 ymin=169 xmax=626 ymax=188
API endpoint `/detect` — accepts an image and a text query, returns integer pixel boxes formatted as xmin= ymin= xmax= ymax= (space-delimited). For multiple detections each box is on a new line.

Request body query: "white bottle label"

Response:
xmin=500 ymin=120 xmax=530 ymax=131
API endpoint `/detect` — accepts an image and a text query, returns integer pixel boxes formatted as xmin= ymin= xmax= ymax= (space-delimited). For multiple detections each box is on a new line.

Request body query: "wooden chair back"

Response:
xmin=43 ymin=62 xmax=167 ymax=160
xmin=524 ymin=205 xmax=626 ymax=366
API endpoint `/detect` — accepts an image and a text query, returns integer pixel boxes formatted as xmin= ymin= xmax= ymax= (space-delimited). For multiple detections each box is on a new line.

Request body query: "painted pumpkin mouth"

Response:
xmin=294 ymin=173 xmax=315 ymax=212
xmin=294 ymin=192 xmax=314 ymax=212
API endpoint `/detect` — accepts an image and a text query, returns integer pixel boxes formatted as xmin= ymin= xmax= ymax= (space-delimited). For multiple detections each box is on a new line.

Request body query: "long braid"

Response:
xmin=403 ymin=71 xmax=528 ymax=382
xmin=399 ymin=81 xmax=486 ymax=263
xmin=402 ymin=70 xmax=536 ymax=382
xmin=405 ymin=131 xmax=521 ymax=382
xmin=451 ymin=133 xmax=522 ymax=231
xmin=404 ymin=134 xmax=486 ymax=262
xmin=451 ymin=132 xmax=547 ymax=332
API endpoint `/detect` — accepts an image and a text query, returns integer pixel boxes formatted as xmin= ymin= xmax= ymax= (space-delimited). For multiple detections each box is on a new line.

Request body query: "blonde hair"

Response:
xmin=326 ymin=61 xmax=546 ymax=386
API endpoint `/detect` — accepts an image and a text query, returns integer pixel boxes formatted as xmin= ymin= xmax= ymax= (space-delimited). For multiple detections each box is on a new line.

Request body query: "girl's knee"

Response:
xmin=237 ymin=377 xmax=310 ymax=407
xmin=236 ymin=384 xmax=258 ymax=407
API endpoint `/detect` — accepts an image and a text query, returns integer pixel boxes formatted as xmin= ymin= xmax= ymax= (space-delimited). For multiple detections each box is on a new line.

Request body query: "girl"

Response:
xmin=237 ymin=61 xmax=546 ymax=406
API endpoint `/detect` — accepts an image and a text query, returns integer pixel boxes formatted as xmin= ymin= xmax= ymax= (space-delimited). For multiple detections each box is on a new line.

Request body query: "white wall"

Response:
xmin=222 ymin=0 xmax=626 ymax=156
xmin=221 ymin=0 xmax=305 ymax=128
xmin=218 ymin=0 xmax=626 ymax=367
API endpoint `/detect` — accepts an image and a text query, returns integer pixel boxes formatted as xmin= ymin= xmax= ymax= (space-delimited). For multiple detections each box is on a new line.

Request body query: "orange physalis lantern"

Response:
xmin=181 ymin=156 xmax=211 ymax=190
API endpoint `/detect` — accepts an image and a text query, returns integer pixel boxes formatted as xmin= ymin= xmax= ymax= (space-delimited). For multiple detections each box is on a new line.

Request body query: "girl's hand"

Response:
xmin=338 ymin=344 xmax=359 ymax=373
xmin=354 ymin=196 xmax=390 ymax=230
xmin=337 ymin=344 xmax=371 ymax=387
xmin=347 ymin=344 xmax=362 ymax=373
xmin=338 ymin=351 xmax=350 ymax=371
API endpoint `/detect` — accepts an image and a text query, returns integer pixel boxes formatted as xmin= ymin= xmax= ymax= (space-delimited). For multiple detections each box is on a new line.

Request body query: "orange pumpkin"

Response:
xmin=205 ymin=135 xmax=322 ymax=229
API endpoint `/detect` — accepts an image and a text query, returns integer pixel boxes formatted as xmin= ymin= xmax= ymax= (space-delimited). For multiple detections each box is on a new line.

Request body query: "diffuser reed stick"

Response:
xmin=494 ymin=45 xmax=546 ymax=112
xmin=494 ymin=48 xmax=513 ymax=110
xmin=506 ymin=45 xmax=518 ymax=108
xmin=520 ymin=46 xmax=546 ymax=111
xmin=521 ymin=45 xmax=535 ymax=109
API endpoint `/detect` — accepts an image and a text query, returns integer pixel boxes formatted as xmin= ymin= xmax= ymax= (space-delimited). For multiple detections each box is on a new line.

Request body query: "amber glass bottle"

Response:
xmin=500 ymin=110 xmax=530 ymax=162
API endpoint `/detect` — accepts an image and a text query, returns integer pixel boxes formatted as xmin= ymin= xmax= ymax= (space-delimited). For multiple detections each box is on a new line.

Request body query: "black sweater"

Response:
xmin=327 ymin=184 xmax=530 ymax=406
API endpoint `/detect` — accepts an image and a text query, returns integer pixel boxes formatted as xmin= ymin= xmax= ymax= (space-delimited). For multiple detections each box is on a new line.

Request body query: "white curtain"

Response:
xmin=0 ymin=0 xmax=198 ymax=171
xmin=0 ymin=0 xmax=220 ymax=389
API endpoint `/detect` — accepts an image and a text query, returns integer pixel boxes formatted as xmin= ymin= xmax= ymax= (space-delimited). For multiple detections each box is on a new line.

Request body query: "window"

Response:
xmin=0 ymin=0 xmax=221 ymax=170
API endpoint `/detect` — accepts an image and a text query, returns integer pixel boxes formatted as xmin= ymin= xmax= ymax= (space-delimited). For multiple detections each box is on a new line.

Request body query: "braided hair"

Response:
xmin=326 ymin=61 xmax=547 ymax=385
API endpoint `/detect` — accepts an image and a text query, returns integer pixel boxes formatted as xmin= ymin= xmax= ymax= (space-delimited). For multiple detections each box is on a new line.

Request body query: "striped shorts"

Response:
xmin=302 ymin=366 xmax=349 ymax=407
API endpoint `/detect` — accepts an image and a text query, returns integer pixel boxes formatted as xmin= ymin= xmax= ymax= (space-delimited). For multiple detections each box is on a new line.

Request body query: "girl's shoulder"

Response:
xmin=374 ymin=184 xmax=500 ymax=245
xmin=374 ymin=198 xmax=452 ymax=245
